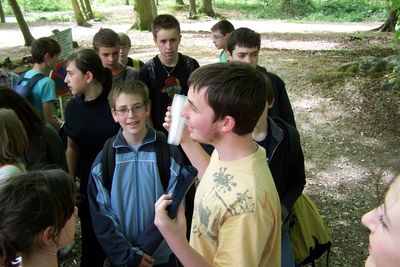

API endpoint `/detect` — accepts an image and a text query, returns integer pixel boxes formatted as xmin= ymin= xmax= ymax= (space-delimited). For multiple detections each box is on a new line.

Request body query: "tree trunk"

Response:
xmin=83 ymin=0 xmax=94 ymax=20
xmin=150 ymin=0 xmax=157 ymax=18
xmin=125 ymin=0 xmax=129 ymax=5
xmin=189 ymin=0 xmax=196 ymax=18
xmin=133 ymin=0 xmax=157 ymax=31
xmin=375 ymin=9 xmax=399 ymax=32
xmin=201 ymin=0 xmax=215 ymax=17
xmin=0 ymin=1 xmax=5 ymax=23
xmin=71 ymin=0 xmax=89 ymax=26
xmin=78 ymin=0 xmax=88 ymax=19
xmin=7 ymin=0 xmax=34 ymax=46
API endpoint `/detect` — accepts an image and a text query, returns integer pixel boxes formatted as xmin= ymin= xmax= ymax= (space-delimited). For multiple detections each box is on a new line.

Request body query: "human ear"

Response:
xmin=39 ymin=226 xmax=56 ymax=246
xmin=111 ymin=108 xmax=119 ymax=123
xmin=221 ymin=116 xmax=235 ymax=132
xmin=226 ymin=51 xmax=233 ymax=62
xmin=268 ymin=97 xmax=275 ymax=109
xmin=85 ymin=71 xmax=94 ymax=83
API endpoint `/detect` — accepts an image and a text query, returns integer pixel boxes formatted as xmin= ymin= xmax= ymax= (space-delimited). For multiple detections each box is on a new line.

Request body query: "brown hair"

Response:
xmin=0 ymin=170 xmax=76 ymax=266
xmin=108 ymin=80 xmax=150 ymax=109
xmin=188 ymin=62 xmax=267 ymax=135
xmin=0 ymin=108 xmax=28 ymax=164
xmin=211 ymin=19 xmax=234 ymax=35
xmin=151 ymin=14 xmax=180 ymax=39
xmin=92 ymin=28 xmax=121 ymax=51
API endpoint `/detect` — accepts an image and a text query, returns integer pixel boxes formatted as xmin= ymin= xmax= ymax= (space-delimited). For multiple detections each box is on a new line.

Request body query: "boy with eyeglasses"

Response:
xmin=117 ymin=32 xmax=145 ymax=69
xmin=210 ymin=19 xmax=234 ymax=62
xmin=88 ymin=80 xmax=184 ymax=267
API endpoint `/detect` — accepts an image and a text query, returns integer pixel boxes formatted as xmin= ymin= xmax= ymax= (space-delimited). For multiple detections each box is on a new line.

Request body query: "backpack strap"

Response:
xmin=155 ymin=130 xmax=170 ymax=191
xmin=146 ymin=58 xmax=156 ymax=91
xmin=101 ymin=131 xmax=171 ymax=192
xmin=122 ymin=65 xmax=127 ymax=81
xmin=132 ymin=59 xmax=141 ymax=70
xmin=101 ymin=135 xmax=116 ymax=192
xmin=182 ymin=54 xmax=197 ymax=74
xmin=14 ymin=72 xmax=46 ymax=101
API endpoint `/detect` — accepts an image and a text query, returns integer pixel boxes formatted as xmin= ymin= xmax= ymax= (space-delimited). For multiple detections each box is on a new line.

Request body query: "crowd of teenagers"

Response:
xmin=0 ymin=14 xmax=398 ymax=267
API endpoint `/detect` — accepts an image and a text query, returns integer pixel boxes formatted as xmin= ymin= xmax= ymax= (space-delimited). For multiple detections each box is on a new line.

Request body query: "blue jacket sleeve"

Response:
xmin=87 ymin=154 xmax=144 ymax=267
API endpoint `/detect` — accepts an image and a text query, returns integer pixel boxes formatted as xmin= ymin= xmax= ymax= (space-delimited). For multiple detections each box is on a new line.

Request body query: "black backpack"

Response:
xmin=101 ymin=130 xmax=171 ymax=191
xmin=13 ymin=72 xmax=46 ymax=102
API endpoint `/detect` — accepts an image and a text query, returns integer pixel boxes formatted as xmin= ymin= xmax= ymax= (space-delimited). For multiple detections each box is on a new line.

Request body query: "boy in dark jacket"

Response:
xmin=252 ymin=76 xmax=306 ymax=267
xmin=227 ymin=27 xmax=297 ymax=127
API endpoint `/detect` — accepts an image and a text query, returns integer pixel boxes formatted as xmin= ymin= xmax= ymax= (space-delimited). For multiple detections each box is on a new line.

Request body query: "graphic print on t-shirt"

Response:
xmin=161 ymin=76 xmax=183 ymax=98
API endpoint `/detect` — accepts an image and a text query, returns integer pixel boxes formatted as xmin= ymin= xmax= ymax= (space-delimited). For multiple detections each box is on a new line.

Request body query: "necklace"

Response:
xmin=161 ymin=63 xmax=176 ymax=77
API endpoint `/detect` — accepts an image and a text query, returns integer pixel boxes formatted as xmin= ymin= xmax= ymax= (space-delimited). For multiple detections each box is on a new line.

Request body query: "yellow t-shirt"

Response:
xmin=190 ymin=146 xmax=281 ymax=267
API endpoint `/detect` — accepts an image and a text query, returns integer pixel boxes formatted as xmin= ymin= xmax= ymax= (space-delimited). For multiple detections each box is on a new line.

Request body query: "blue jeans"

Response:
xmin=281 ymin=208 xmax=295 ymax=267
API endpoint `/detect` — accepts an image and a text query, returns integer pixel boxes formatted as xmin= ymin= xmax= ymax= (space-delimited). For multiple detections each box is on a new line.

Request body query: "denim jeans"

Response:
xmin=281 ymin=207 xmax=295 ymax=267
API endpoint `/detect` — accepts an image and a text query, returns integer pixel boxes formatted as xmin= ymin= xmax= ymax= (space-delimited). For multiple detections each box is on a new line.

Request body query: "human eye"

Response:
xmin=379 ymin=214 xmax=388 ymax=229
xmin=134 ymin=104 xmax=145 ymax=111
xmin=116 ymin=107 xmax=128 ymax=115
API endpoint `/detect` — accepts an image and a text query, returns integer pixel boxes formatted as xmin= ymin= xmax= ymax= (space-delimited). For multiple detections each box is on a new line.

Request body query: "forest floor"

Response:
xmin=1 ymin=5 xmax=399 ymax=267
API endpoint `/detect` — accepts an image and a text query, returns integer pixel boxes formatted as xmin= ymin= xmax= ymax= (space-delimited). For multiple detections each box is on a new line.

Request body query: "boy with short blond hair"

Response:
xmin=93 ymin=28 xmax=139 ymax=85
xmin=88 ymin=80 xmax=184 ymax=267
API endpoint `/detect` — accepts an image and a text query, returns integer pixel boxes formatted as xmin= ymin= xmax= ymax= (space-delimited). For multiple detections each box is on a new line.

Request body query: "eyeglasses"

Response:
xmin=114 ymin=104 xmax=146 ymax=116
xmin=211 ymin=35 xmax=225 ymax=40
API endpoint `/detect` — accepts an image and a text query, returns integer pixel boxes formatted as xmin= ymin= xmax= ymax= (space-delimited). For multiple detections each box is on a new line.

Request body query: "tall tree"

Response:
xmin=200 ymin=0 xmax=215 ymax=17
xmin=83 ymin=0 xmax=94 ymax=20
xmin=189 ymin=0 xmax=196 ymax=18
xmin=0 ymin=1 xmax=5 ymax=23
xmin=373 ymin=0 xmax=400 ymax=32
xmin=376 ymin=9 xmax=399 ymax=32
xmin=133 ymin=0 xmax=157 ymax=31
xmin=71 ymin=0 xmax=89 ymax=26
xmin=7 ymin=0 xmax=34 ymax=46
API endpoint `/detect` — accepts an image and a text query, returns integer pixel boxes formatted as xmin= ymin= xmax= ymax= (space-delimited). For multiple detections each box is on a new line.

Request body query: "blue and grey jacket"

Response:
xmin=88 ymin=127 xmax=184 ymax=266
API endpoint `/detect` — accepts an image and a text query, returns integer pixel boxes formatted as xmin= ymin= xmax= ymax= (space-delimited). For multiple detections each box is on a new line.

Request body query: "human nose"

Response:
xmin=108 ymin=54 xmax=115 ymax=62
xmin=181 ymin=103 xmax=189 ymax=119
xmin=361 ymin=208 xmax=377 ymax=232
xmin=243 ymin=56 xmax=252 ymax=64
xmin=64 ymin=74 xmax=69 ymax=83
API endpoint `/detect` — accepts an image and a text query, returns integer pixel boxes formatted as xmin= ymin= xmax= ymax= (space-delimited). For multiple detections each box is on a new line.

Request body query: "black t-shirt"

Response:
xmin=139 ymin=53 xmax=199 ymax=133
xmin=64 ymin=87 xmax=120 ymax=191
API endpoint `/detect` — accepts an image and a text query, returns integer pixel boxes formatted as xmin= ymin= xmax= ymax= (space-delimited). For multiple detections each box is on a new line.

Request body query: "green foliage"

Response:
xmin=308 ymin=0 xmax=387 ymax=22
xmin=36 ymin=15 xmax=72 ymax=22
xmin=282 ymin=0 xmax=316 ymax=17
xmin=0 ymin=0 xmax=389 ymax=23
xmin=12 ymin=0 xmax=71 ymax=12
xmin=91 ymin=0 xmax=125 ymax=7
xmin=213 ymin=0 xmax=387 ymax=21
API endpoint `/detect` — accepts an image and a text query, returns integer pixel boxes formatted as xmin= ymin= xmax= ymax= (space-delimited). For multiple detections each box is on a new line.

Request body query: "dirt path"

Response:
xmin=2 ymin=7 xmax=399 ymax=266
xmin=0 ymin=5 xmax=382 ymax=60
